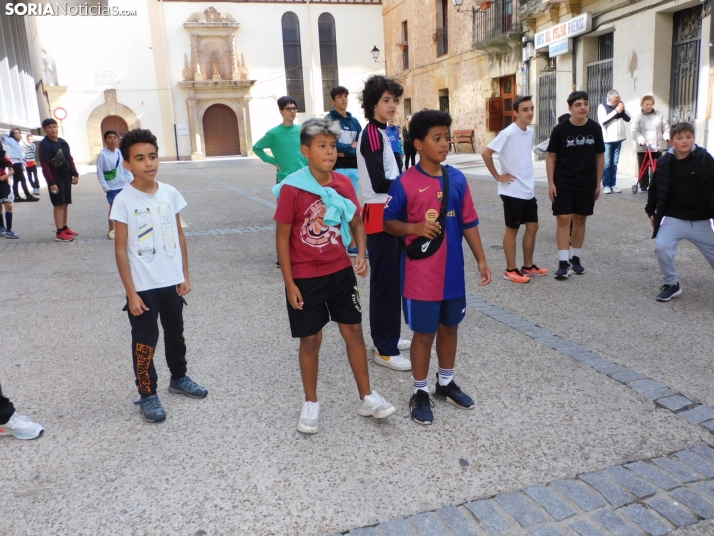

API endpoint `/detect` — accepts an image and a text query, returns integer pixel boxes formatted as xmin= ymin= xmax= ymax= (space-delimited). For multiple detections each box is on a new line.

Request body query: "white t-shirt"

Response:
xmin=110 ymin=182 xmax=187 ymax=292
xmin=487 ymin=123 xmax=536 ymax=200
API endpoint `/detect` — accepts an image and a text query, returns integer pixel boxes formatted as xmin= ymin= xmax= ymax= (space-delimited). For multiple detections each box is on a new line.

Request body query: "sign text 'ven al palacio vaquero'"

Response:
xmin=534 ymin=13 xmax=592 ymax=50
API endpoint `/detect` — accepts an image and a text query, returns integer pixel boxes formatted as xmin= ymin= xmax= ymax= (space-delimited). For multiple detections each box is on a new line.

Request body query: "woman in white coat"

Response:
xmin=631 ymin=95 xmax=669 ymax=191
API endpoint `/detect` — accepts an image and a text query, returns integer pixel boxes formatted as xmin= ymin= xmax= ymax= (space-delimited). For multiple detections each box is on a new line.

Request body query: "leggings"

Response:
xmin=12 ymin=163 xmax=31 ymax=199
xmin=26 ymin=165 xmax=39 ymax=190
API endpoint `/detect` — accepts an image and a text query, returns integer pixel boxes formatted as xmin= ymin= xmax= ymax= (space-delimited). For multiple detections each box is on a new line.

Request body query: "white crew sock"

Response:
xmin=438 ymin=367 xmax=454 ymax=386
xmin=413 ymin=378 xmax=429 ymax=394
xmin=558 ymin=250 xmax=569 ymax=262
xmin=570 ymin=248 xmax=581 ymax=259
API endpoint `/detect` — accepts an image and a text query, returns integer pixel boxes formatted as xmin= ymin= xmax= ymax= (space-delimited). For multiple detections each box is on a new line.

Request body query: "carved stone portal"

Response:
xmin=180 ymin=7 xmax=255 ymax=160
xmin=183 ymin=7 xmax=246 ymax=82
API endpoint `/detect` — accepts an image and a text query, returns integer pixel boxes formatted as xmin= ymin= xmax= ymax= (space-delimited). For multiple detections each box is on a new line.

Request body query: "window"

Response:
xmin=318 ymin=13 xmax=339 ymax=112
xmin=439 ymin=89 xmax=450 ymax=114
xmin=281 ymin=12 xmax=306 ymax=113
xmin=401 ymin=21 xmax=409 ymax=70
xmin=586 ymin=33 xmax=613 ymax=120
xmin=403 ymin=98 xmax=412 ymax=118
xmin=436 ymin=0 xmax=448 ymax=57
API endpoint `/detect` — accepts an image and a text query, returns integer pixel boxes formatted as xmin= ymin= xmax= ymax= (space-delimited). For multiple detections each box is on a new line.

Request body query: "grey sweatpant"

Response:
xmin=655 ymin=217 xmax=714 ymax=285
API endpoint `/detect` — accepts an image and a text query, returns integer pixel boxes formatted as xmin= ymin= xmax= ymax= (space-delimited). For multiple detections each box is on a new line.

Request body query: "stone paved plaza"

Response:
xmin=2 ymin=156 xmax=714 ymax=536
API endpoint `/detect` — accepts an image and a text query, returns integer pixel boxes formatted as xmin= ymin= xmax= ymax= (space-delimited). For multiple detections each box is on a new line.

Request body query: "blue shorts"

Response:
xmin=403 ymin=295 xmax=467 ymax=334
xmin=106 ymin=189 xmax=122 ymax=204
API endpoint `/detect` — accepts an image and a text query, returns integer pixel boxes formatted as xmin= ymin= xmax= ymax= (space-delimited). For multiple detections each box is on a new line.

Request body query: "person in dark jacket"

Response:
xmin=327 ymin=86 xmax=362 ymax=195
xmin=403 ymin=115 xmax=416 ymax=170
xmin=645 ymin=122 xmax=714 ymax=302
xmin=39 ymin=118 xmax=80 ymax=242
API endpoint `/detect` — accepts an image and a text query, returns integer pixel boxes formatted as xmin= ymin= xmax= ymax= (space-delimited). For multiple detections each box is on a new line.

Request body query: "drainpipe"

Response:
xmin=705 ymin=7 xmax=714 ymax=149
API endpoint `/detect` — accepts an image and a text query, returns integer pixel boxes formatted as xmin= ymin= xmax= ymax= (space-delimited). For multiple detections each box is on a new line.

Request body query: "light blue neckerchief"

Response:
xmin=272 ymin=166 xmax=356 ymax=247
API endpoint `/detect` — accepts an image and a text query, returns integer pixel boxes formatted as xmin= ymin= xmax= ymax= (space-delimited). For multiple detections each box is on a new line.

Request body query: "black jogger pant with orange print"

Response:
xmin=125 ymin=285 xmax=188 ymax=396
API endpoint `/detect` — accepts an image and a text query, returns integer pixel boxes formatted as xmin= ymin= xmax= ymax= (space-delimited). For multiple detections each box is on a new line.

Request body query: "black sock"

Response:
xmin=56 ymin=228 xmax=63 ymax=234
xmin=5 ymin=212 xmax=12 ymax=230
xmin=61 ymin=226 xmax=67 ymax=231
xmin=506 ymin=268 xmax=519 ymax=272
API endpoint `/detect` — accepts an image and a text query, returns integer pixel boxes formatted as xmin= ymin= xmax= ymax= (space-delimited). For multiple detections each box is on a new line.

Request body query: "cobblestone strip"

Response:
xmin=463 ymin=293 xmax=714 ymax=436
xmin=199 ymin=171 xmax=277 ymax=209
xmin=0 ymin=225 xmax=274 ymax=250
xmin=338 ymin=444 xmax=714 ymax=535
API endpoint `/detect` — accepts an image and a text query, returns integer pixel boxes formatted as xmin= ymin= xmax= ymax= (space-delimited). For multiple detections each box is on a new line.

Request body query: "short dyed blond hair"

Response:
xmin=640 ymin=95 xmax=655 ymax=106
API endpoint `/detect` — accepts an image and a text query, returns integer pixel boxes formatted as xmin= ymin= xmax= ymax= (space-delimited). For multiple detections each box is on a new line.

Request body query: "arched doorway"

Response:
xmin=203 ymin=104 xmax=240 ymax=156
xmin=100 ymin=115 xmax=129 ymax=140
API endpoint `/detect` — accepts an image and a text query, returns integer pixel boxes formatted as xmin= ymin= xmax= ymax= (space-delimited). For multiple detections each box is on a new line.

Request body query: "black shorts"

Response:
xmin=286 ymin=266 xmax=362 ymax=338
xmin=0 ymin=180 xmax=11 ymax=203
xmin=49 ymin=179 xmax=72 ymax=207
xmin=501 ymin=195 xmax=538 ymax=229
xmin=552 ymin=187 xmax=595 ymax=216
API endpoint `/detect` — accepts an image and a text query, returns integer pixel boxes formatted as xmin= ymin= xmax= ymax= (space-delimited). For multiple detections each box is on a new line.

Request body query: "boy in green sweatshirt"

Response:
xmin=253 ymin=96 xmax=308 ymax=184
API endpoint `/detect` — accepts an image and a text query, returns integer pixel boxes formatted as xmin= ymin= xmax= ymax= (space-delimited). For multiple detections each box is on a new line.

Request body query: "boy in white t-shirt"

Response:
xmin=97 ymin=130 xmax=133 ymax=240
xmin=482 ymin=96 xmax=548 ymax=283
xmin=110 ymin=129 xmax=207 ymax=423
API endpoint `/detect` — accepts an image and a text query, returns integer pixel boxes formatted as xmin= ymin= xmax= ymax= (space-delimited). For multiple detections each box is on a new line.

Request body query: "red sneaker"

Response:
xmin=63 ymin=227 xmax=79 ymax=237
xmin=521 ymin=265 xmax=549 ymax=277
xmin=55 ymin=230 xmax=75 ymax=242
xmin=503 ymin=269 xmax=530 ymax=284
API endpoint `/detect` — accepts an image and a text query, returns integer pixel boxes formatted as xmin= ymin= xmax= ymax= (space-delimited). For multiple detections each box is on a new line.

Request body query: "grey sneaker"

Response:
xmin=135 ymin=395 xmax=166 ymax=423
xmin=168 ymin=376 xmax=208 ymax=399
xmin=0 ymin=227 xmax=5 ymax=237
xmin=4 ymin=230 xmax=19 ymax=239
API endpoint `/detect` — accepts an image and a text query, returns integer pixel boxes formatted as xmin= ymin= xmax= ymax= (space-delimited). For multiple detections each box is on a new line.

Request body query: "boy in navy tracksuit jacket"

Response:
xmin=327 ymin=86 xmax=362 ymax=195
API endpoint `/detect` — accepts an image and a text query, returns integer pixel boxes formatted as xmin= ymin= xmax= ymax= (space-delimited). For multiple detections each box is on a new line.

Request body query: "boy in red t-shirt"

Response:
xmin=274 ymin=117 xmax=396 ymax=434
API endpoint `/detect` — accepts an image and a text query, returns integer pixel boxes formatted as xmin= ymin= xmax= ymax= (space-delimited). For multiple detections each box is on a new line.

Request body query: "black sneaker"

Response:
xmin=275 ymin=259 xmax=280 ymax=268
xmin=433 ymin=375 xmax=475 ymax=409
xmin=14 ymin=197 xmax=25 ymax=202
xmin=656 ymin=283 xmax=682 ymax=302
xmin=570 ymin=256 xmax=585 ymax=275
xmin=26 ymin=195 xmax=39 ymax=202
xmin=409 ymin=389 xmax=434 ymax=425
xmin=554 ymin=261 xmax=571 ymax=279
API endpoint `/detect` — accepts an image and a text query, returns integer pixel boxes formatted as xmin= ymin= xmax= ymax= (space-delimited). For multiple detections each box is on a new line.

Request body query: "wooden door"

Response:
xmin=100 ymin=115 xmax=129 ymax=140
xmin=203 ymin=104 xmax=240 ymax=157
xmin=499 ymin=75 xmax=516 ymax=130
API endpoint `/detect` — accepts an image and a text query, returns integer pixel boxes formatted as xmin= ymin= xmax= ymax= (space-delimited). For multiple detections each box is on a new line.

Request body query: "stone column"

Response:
xmin=240 ymin=96 xmax=253 ymax=155
xmin=186 ymin=96 xmax=205 ymax=160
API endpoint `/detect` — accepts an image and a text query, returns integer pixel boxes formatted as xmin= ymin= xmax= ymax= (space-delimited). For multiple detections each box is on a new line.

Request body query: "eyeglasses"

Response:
xmin=283 ymin=107 xmax=298 ymax=112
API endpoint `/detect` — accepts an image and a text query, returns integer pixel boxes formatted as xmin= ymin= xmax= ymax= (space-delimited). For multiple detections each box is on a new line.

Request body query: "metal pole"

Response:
xmin=174 ymin=124 xmax=179 ymax=161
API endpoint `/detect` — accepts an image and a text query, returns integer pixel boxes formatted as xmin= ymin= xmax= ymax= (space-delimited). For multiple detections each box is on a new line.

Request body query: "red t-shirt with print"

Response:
xmin=274 ymin=171 xmax=361 ymax=279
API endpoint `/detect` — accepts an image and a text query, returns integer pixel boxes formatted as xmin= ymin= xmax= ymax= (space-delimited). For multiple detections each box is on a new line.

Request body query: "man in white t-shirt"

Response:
xmin=482 ymin=96 xmax=549 ymax=283
xmin=110 ymin=128 xmax=207 ymax=424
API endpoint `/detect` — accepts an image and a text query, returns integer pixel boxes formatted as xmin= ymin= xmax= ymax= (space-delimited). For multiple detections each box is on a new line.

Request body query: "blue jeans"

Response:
xmin=335 ymin=168 xmax=360 ymax=197
xmin=603 ymin=142 xmax=622 ymax=188
xmin=106 ymin=188 xmax=123 ymax=204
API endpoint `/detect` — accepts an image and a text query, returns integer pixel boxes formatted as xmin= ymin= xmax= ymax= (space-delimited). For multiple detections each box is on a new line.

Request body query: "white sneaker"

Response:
xmin=358 ymin=390 xmax=396 ymax=419
xmin=107 ymin=230 xmax=116 ymax=240
xmin=602 ymin=186 xmax=612 ymax=194
xmin=0 ymin=412 xmax=44 ymax=440
xmin=397 ymin=338 xmax=411 ymax=351
xmin=297 ymin=401 xmax=319 ymax=434
xmin=610 ymin=186 xmax=621 ymax=193
xmin=374 ymin=351 xmax=412 ymax=371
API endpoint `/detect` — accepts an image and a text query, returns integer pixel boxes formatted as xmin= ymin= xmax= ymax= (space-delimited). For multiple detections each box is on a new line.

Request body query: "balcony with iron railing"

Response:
xmin=473 ymin=0 xmax=522 ymax=51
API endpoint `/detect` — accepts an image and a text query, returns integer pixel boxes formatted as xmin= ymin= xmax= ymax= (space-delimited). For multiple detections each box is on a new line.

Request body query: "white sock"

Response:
xmin=558 ymin=250 xmax=569 ymax=262
xmin=413 ymin=378 xmax=429 ymax=394
xmin=570 ymin=248 xmax=581 ymax=259
xmin=438 ymin=367 xmax=454 ymax=386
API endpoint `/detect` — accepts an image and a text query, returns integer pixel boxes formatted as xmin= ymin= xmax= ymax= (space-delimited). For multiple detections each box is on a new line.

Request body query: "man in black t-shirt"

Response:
xmin=546 ymin=91 xmax=605 ymax=279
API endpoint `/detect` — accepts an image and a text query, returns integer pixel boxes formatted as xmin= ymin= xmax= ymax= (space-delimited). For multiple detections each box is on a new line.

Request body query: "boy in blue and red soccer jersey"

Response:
xmin=384 ymin=110 xmax=492 ymax=425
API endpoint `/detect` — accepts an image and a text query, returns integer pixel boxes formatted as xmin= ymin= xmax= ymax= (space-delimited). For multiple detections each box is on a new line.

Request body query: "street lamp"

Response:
xmin=452 ymin=0 xmax=477 ymax=13
xmin=371 ymin=46 xmax=386 ymax=65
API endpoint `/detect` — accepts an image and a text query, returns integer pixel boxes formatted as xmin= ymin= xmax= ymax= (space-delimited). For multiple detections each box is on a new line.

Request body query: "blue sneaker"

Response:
xmin=554 ymin=260 xmax=571 ymax=279
xmin=135 ymin=395 xmax=166 ymax=423
xmin=570 ymin=256 xmax=585 ymax=275
xmin=409 ymin=389 xmax=434 ymax=425
xmin=433 ymin=375 xmax=475 ymax=409
xmin=347 ymin=246 xmax=358 ymax=257
xmin=168 ymin=376 xmax=208 ymax=399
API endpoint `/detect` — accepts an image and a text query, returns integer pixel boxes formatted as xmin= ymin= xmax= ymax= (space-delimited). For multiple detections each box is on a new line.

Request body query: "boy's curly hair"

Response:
xmin=408 ymin=109 xmax=452 ymax=142
xmin=120 ymin=129 xmax=159 ymax=160
xmin=359 ymin=75 xmax=404 ymax=121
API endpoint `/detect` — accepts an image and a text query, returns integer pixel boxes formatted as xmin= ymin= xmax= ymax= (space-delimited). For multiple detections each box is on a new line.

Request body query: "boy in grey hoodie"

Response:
xmin=97 ymin=130 xmax=133 ymax=239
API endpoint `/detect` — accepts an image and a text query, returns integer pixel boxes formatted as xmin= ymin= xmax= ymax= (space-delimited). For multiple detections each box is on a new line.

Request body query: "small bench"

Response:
xmin=450 ymin=130 xmax=475 ymax=154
